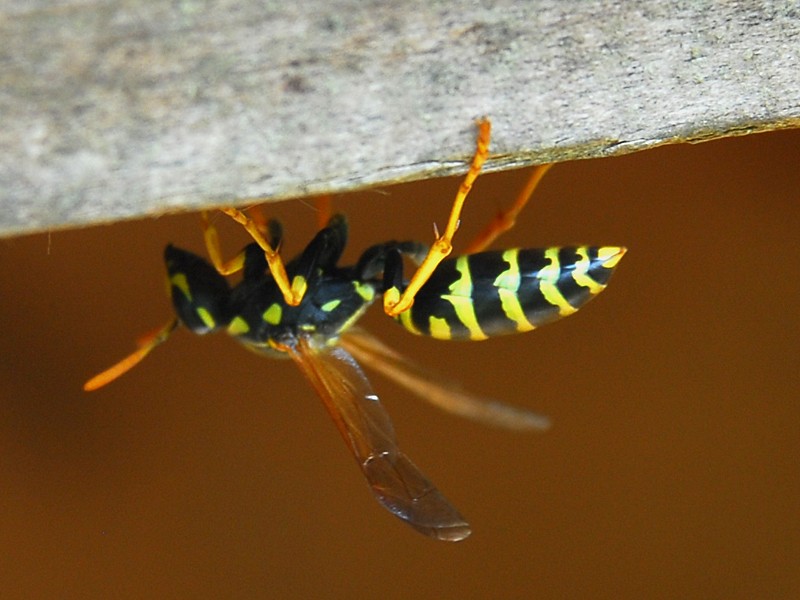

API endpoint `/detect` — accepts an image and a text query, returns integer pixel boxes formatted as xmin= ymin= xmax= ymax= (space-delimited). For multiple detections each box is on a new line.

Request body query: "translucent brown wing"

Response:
xmin=283 ymin=335 xmax=471 ymax=542
xmin=340 ymin=328 xmax=551 ymax=431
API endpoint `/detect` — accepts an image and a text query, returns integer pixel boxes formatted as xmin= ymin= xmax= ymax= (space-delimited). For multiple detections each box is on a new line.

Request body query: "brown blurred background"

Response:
xmin=1 ymin=129 xmax=798 ymax=598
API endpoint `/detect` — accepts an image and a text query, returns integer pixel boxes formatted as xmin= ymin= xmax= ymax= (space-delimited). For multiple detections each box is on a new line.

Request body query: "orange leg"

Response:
xmin=213 ymin=197 xmax=332 ymax=305
xmin=247 ymin=204 xmax=272 ymax=235
xmin=218 ymin=207 xmax=299 ymax=305
xmin=201 ymin=210 xmax=247 ymax=275
xmin=384 ymin=118 xmax=492 ymax=316
xmin=463 ymin=163 xmax=553 ymax=255
xmin=315 ymin=195 xmax=333 ymax=230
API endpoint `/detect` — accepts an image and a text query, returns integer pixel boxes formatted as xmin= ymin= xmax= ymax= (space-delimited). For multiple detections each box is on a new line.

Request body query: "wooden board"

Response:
xmin=1 ymin=0 xmax=798 ymax=236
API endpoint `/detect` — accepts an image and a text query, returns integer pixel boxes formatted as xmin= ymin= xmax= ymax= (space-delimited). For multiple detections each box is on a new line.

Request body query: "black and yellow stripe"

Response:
xmin=396 ymin=246 xmax=625 ymax=340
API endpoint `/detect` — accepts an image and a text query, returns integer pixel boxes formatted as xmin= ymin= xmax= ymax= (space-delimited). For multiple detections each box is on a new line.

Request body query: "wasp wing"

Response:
xmin=341 ymin=328 xmax=551 ymax=431
xmin=284 ymin=335 xmax=471 ymax=542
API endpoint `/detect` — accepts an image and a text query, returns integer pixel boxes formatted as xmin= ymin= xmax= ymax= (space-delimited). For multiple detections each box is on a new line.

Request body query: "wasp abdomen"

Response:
xmin=395 ymin=246 xmax=625 ymax=340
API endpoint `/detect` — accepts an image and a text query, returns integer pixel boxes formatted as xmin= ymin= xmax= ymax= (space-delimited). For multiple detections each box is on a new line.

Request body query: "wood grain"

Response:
xmin=1 ymin=0 xmax=798 ymax=236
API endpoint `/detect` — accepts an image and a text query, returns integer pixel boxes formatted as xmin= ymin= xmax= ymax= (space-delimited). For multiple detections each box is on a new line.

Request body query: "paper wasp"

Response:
xmin=85 ymin=119 xmax=625 ymax=541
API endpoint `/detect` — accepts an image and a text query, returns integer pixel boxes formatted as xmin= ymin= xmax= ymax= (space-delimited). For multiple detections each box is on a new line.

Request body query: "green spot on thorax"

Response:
xmin=320 ymin=299 xmax=341 ymax=312
xmin=227 ymin=316 xmax=250 ymax=335
xmin=263 ymin=303 xmax=283 ymax=325
xmin=353 ymin=281 xmax=376 ymax=302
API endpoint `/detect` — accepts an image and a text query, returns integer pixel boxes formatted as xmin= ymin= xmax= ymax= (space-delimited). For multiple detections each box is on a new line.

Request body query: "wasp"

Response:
xmin=85 ymin=119 xmax=626 ymax=542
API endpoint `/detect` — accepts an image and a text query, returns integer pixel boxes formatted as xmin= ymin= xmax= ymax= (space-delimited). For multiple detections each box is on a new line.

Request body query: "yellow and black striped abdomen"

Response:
xmin=395 ymin=246 xmax=625 ymax=340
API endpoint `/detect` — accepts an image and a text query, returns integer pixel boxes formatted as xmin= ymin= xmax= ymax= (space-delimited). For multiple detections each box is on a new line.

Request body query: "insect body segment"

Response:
xmin=394 ymin=245 xmax=625 ymax=340
xmin=168 ymin=215 xmax=380 ymax=354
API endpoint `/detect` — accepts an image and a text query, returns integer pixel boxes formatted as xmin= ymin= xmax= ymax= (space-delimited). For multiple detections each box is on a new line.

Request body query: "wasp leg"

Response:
xmin=201 ymin=208 xmax=283 ymax=279
xmin=384 ymin=118 xmax=491 ymax=316
xmin=218 ymin=207 xmax=299 ymax=305
xmin=245 ymin=204 xmax=268 ymax=235
xmin=464 ymin=163 xmax=553 ymax=254
xmin=201 ymin=210 xmax=246 ymax=275
xmin=315 ymin=195 xmax=333 ymax=231
xmin=243 ymin=206 xmax=286 ymax=248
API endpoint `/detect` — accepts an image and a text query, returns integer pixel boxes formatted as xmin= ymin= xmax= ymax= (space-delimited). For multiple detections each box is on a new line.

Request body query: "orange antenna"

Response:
xmin=84 ymin=319 xmax=178 ymax=391
xmin=464 ymin=163 xmax=553 ymax=254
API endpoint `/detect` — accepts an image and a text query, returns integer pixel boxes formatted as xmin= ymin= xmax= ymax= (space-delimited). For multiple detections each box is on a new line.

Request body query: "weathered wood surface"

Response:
xmin=1 ymin=0 xmax=798 ymax=237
